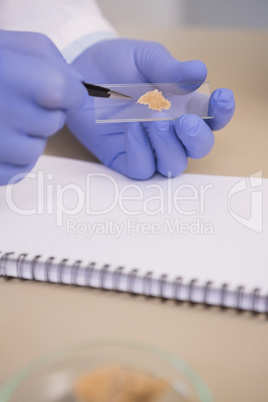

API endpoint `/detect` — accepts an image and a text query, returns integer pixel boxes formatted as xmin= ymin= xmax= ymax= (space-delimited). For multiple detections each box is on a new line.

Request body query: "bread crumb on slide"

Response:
xmin=137 ymin=89 xmax=171 ymax=112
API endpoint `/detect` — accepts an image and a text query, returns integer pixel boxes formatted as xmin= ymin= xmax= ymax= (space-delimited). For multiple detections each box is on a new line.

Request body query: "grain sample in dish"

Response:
xmin=74 ymin=365 xmax=169 ymax=402
xmin=137 ymin=89 xmax=171 ymax=112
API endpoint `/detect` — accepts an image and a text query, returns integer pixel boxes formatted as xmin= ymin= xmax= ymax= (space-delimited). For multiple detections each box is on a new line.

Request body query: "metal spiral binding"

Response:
xmin=16 ymin=253 xmax=27 ymax=279
xmin=0 ymin=252 xmax=265 ymax=314
xmin=203 ymin=281 xmax=213 ymax=307
xmin=159 ymin=274 xmax=168 ymax=301
xmin=236 ymin=286 xmax=244 ymax=312
xmin=264 ymin=293 xmax=268 ymax=317
xmin=112 ymin=266 xmax=124 ymax=292
xmin=0 ymin=252 xmax=14 ymax=279
xmin=43 ymin=256 xmax=54 ymax=282
xmin=220 ymin=283 xmax=228 ymax=309
xmin=70 ymin=260 xmax=81 ymax=286
xmin=99 ymin=264 xmax=110 ymax=290
xmin=189 ymin=278 xmax=198 ymax=304
xmin=251 ymin=288 xmax=260 ymax=314
xmin=128 ymin=269 xmax=138 ymax=295
xmin=57 ymin=259 xmax=69 ymax=284
xmin=30 ymin=255 xmax=42 ymax=280
xmin=84 ymin=262 xmax=96 ymax=287
xmin=143 ymin=271 xmax=153 ymax=298
xmin=173 ymin=276 xmax=182 ymax=303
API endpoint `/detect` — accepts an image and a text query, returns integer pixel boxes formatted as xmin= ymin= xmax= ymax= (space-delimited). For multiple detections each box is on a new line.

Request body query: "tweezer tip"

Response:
xmin=109 ymin=90 xmax=133 ymax=100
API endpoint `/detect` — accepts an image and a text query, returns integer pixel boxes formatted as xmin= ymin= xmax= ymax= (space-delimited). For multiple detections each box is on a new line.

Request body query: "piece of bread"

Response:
xmin=137 ymin=89 xmax=171 ymax=112
xmin=74 ymin=365 xmax=169 ymax=402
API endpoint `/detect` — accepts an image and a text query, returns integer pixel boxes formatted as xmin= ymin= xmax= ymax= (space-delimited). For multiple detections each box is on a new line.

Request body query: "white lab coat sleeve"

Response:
xmin=0 ymin=0 xmax=118 ymax=62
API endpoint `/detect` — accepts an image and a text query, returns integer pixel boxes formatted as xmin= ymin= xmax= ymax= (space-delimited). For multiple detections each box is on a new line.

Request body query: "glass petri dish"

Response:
xmin=0 ymin=341 xmax=214 ymax=402
xmin=94 ymin=82 xmax=213 ymax=123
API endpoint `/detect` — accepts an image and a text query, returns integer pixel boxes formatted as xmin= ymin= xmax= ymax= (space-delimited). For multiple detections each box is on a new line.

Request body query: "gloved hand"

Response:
xmin=0 ymin=30 xmax=86 ymax=185
xmin=67 ymin=38 xmax=235 ymax=179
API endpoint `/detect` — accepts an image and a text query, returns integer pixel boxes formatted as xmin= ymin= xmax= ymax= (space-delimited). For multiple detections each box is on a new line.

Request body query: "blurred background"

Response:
xmin=97 ymin=0 xmax=268 ymax=29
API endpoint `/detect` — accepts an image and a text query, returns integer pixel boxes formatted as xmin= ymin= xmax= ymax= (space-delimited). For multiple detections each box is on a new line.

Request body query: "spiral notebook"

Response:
xmin=0 ymin=155 xmax=267 ymax=313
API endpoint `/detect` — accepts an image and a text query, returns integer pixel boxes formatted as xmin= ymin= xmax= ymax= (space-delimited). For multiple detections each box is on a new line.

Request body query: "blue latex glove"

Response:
xmin=67 ymin=39 xmax=235 ymax=179
xmin=0 ymin=30 xmax=86 ymax=186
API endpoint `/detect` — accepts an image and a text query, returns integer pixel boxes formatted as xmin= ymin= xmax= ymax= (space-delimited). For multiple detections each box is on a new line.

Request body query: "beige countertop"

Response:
xmin=1 ymin=27 xmax=268 ymax=402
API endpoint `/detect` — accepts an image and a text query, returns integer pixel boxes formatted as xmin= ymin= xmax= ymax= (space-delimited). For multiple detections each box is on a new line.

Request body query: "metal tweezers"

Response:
xmin=82 ymin=82 xmax=133 ymax=100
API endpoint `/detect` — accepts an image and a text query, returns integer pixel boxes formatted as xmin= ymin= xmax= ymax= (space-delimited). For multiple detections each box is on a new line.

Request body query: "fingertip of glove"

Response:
xmin=149 ymin=120 xmax=170 ymax=133
xmin=178 ymin=60 xmax=207 ymax=82
xmin=176 ymin=114 xmax=201 ymax=137
xmin=125 ymin=122 xmax=145 ymax=135
xmin=210 ymin=88 xmax=235 ymax=110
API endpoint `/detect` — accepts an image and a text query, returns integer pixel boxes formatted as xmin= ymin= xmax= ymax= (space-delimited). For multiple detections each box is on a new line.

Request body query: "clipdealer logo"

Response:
xmin=227 ymin=170 xmax=263 ymax=233
xmin=5 ymin=170 xmax=214 ymax=236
